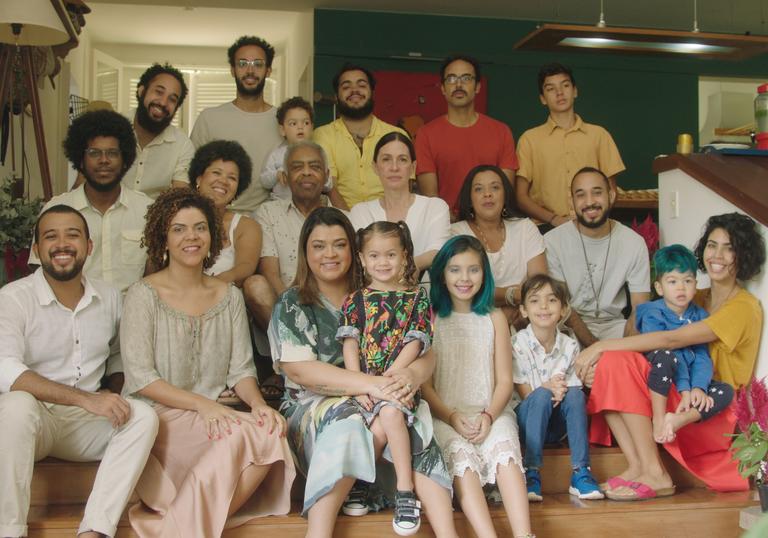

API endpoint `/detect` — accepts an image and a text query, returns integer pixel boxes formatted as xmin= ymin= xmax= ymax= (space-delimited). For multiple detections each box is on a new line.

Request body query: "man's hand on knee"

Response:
xmin=81 ymin=392 xmax=132 ymax=427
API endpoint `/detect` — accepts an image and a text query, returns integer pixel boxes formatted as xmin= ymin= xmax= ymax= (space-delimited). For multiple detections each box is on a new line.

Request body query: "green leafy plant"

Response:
xmin=0 ymin=177 xmax=43 ymax=252
xmin=729 ymin=378 xmax=768 ymax=483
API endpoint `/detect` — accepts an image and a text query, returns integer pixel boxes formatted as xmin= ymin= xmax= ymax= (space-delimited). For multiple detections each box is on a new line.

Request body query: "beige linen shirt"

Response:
xmin=122 ymin=119 xmax=194 ymax=198
xmin=29 ymin=186 xmax=152 ymax=293
xmin=516 ymin=115 xmax=624 ymax=218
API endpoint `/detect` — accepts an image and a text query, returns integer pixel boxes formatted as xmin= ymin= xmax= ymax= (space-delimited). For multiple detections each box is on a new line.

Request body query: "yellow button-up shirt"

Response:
xmin=313 ymin=116 xmax=407 ymax=207
xmin=516 ymin=115 xmax=624 ymax=217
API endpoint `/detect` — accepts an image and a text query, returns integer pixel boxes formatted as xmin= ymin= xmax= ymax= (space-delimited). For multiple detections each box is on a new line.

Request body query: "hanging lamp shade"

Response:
xmin=0 ymin=0 xmax=69 ymax=46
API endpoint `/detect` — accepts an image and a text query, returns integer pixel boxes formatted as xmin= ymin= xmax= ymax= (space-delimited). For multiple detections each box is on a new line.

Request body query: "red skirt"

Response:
xmin=587 ymin=350 xmax=747 ymax=492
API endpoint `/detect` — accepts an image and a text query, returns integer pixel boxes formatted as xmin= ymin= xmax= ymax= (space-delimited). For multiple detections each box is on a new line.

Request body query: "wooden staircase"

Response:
xmin=28 ymin=447 xmax=756 ymax=537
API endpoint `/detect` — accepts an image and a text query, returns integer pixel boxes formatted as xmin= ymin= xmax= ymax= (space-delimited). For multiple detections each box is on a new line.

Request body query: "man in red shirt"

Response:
xmin=416 ymin=55 xmax=518 ymax=213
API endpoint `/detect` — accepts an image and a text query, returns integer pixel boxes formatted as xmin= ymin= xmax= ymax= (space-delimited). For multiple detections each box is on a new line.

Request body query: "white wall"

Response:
xmin=658 ymin=168 xmax=768 ymax=379
xmin=283 ymin=10 xmax=314 ymax=100
xmin=698 ymin=76 xmax=764 ymax=146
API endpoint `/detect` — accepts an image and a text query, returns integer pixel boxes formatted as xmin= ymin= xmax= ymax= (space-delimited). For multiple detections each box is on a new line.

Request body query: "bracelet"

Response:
xmin=505 ymin=286 xmax=518 ymax=307
xmin=447 ymin=409 xmax=459 ymax=423
xmin=480 ymin=409 xmax=494 ymax=423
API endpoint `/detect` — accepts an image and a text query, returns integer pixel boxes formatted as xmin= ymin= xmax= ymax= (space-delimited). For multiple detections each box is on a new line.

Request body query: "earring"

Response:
xmin=469 ymin=208 xmax=475 ymax=220
xmin=501 ymin=207 xmax=510 ymax=218
xmin=162 ymin=249 xmax=169 ymax=265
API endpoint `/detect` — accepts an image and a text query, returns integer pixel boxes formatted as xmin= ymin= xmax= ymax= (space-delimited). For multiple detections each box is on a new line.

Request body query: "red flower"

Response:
xmin=631 ymin=215 xmax=659 ymax=258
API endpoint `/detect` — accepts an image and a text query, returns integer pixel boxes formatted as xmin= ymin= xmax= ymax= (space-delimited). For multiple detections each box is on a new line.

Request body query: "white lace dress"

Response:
xmin=432 ymin=311 xmax=524 ymax=484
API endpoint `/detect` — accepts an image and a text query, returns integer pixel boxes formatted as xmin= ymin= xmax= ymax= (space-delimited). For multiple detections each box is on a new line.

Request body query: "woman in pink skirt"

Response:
xmin=121 ymin=188 xmax=295 ymax=537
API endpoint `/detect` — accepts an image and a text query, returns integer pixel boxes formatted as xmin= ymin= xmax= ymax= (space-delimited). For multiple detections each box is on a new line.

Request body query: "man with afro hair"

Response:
xmin=30 ymin=110 xmax=152 ymax=292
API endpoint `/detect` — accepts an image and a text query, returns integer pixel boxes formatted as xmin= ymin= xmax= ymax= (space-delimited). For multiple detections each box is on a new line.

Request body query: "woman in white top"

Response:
xmin=349 ymin=132 xmax=450 ymax=274
xmin=190 ymin=140 xmax=262 ymax=283
xmin=451 ymin=165 xmax=547 ymax=326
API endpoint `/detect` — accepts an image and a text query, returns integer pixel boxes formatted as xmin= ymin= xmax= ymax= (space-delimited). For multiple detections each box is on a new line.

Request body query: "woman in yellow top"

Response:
xmin=576 ymin=213 xmax=765 ymax=499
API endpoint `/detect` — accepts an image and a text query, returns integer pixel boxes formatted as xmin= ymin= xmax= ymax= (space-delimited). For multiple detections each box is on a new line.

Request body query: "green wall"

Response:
xmin=314 ymin=9 xmax=768 ymax=189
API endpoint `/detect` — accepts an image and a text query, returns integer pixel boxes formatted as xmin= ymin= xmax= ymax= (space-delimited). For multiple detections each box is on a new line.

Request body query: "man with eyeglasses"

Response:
xmin=29 ymin=110 xmax=152 ymax=293
xmin=313 ymin=63 xmax=408 ymax=208
xmin=516 ymin=63 xmax=624 ymax=233
xmin=191 ymin=35 xmax=282 ymax=214
xmin=416 ymin=55 xmax=518 ymax=213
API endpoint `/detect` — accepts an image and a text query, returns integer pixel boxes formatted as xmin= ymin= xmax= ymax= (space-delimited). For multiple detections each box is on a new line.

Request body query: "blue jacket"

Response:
xmin=635 ymin=299 xmax=712 ymax=392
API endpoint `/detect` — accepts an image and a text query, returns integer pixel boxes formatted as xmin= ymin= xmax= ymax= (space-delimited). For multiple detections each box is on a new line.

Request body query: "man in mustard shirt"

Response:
xmin=516 ymin=63 xmax=625 ymax=231
xmin=313 ymin=63 xmax=407 ymax=208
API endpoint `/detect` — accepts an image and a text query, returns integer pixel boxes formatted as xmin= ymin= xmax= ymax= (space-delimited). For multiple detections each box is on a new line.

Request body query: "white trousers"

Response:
xmin=0 ymin=391 xmax=159 ymax=537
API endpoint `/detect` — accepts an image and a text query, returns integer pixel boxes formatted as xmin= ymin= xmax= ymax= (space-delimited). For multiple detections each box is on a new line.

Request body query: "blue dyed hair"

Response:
xmin=429 ymin=235 xmax=495 ymax=318
xmin=653 ymin=244 xmax=698 ymax=280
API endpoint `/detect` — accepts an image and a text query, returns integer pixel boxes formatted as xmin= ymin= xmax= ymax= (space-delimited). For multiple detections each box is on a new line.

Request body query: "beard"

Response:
xmin=337 ymin=96 xmax=374 ymax=120
xmin=235 ymin=75 xmax=266 ymax=97
xmin=83 ymin=167 xmax=125 ymax=193
xmin=575 ymin=204 xmax=610 ymax=229
xmin=41 ymin=249 xmax=86 ymax=282
xmin=135 ymin=96 xmax=173 ymax=135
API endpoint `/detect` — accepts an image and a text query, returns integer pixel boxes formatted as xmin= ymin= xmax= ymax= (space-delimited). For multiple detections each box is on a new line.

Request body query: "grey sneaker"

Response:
xmin=393 ymin=490 xmax=421 ymax=536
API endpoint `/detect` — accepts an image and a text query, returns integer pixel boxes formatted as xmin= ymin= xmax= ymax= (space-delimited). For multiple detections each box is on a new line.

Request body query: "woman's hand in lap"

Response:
xmin=383 ymin=368 xmax=418 ymax=404
xmin=469 ymin=413 xmax=491 ymax=444
xmin=575 ymin=344 xmax=603 ymax=384
xmin=197 ymin=400 xmax=242 ymax=440
xmin=355 ymin=394 xmax=374 ymax=411
xmin=449 ymin=412 xmax=480 ymax=441
xmin=251 ymin=404 xmax=287 ymax=437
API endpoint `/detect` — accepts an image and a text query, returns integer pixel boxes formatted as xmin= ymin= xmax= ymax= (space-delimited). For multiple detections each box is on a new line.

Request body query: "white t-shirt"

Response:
xmin=544 ymin=220 xmax=650 ymax=339
xmin=191 ymin=102 xmax=282 ymax=213
xmin=349 ymin=195 xmax=451 ymax=258
xmin=451 ymin=218 xmax=544 ymax=288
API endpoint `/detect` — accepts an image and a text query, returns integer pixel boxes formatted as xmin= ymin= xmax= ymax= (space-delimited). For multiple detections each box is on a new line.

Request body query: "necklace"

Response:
xmin=471 ymin=219 xmax=506 ymax=267
xmin=577 ymin=221 xmax=612 ymax=318
xmin=708 ymin=283 xmax=738 ymax=313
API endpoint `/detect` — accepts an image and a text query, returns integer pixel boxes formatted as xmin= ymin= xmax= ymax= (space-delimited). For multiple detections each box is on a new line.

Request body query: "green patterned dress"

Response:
xmin=268 ymin=287 xmax=451 ymax=514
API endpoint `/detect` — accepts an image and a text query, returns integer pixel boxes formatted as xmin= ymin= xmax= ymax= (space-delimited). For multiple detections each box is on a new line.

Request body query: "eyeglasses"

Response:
xmin=85 ymin=148 xmax=121 ymax=160
xmin=443 ymin=74 xmax=475 ymax=85
xmin=236 ymin=59 xmax=266 ymax=69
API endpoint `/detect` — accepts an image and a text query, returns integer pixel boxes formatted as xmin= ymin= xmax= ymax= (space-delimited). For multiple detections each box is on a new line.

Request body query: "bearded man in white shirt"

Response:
xmin=0 ymin=205 xmax=158 ymax=538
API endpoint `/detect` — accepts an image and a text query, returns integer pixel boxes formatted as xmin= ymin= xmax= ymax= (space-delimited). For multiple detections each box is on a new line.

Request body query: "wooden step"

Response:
xmin=31 ymin=447 xmax=704 ymax=505
xmin=27 ymin=489 xmax=756 ymax=538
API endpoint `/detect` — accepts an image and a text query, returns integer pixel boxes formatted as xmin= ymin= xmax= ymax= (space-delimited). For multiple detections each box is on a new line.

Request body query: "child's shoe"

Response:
xmin=569 ymin=466 xmax=605 ymax=500
xmin=525 ymin=468 xmax=543 ymax=502
xmin=342 ymin=481 xmax=369 ymax=516
xmin=392 ymin=490 xmax=421 ymax=536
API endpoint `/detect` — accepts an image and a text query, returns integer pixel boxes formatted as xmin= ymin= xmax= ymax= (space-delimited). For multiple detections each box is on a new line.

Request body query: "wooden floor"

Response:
xmin=27 ymin=447 xmax=756 ymax=537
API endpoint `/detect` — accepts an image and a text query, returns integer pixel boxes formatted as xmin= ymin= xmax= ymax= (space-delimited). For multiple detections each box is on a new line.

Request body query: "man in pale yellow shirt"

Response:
xmin=313 ymin=63 xmax=407 ymax=208
xmin=516 ymin=63 xmax=624 ymax=230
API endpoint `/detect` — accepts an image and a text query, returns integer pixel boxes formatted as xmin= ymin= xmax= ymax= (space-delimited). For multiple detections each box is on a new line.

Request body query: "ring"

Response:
xmin=209 ymin=418 xmax=219 ymax=423
xmin=405 ymin=383 xmax=412 ymax=392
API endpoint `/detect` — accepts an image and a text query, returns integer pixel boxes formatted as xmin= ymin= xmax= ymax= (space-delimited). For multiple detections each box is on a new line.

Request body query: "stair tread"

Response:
xmin=28 ymin=488 xmax=756 ymax=529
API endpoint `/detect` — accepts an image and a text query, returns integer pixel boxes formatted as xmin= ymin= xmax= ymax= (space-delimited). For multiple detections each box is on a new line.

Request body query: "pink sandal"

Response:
xmin=605 ymin=481 xmax=676 ymax=501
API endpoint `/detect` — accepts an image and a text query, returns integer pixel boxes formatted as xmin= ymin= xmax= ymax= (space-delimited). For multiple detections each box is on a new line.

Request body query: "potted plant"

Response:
xmin=730 ymin=377 xmax=768 ymax=512
xmin=0 ymin=176 xmax=43 ymax=286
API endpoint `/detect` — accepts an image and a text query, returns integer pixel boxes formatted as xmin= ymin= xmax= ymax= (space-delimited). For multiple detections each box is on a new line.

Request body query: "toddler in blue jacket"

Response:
xmin=636 ymin=244 xmax=734 ymax=444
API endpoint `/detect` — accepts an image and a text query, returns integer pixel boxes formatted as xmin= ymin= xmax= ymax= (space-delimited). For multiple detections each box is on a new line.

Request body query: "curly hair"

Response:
xmin=456 ymin=165 xmax=521 ymax=222
xmin=357 ymin=221 xmax=418 ymax=287
xmin=694 ymin=213 xmax=766 ymax=281
xmin=276 ymin=96 xmax=314 ymax=125
xmin=136 ymin=63 xmax=188 ymax=108
xmin=294 ymin=207 xmax=362 ymax=305
xmin=63 ymin=110 xmax=137 ymax=174
xmin=188 ymin=140 xmax=252 ymax=200
xmin=538 ymin=62 xmax=575 ymax=94
xmin=227 ymin=35 xmax=275 ymax=68
xmin=440 ymin=54 xmax=481 ymax=81
xmin=141 ymin=188 xmax=223 ymax=271
xmin=331 ymin=63 xmax=376 ymax=93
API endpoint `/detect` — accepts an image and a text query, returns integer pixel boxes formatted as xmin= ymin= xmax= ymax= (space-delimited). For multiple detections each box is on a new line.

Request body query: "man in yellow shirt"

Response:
xmin=313 ymin=63 xmax=407 ymax=208
xmin=516 ymin=63 xmax=625 ymax=231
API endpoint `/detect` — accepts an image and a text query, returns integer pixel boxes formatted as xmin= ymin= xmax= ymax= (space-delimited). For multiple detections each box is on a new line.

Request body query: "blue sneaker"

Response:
xmin=525 ymin=468 xmax=543 ymax=502
xmin=569 ymin=466 xmax=605 ymax=500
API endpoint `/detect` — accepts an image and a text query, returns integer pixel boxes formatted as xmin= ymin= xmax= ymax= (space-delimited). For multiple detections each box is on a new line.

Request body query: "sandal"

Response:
xmin=260 ymin=374 xmax=284 ymax=401
xmin=605 ymin=481 xmax=676 ymax=501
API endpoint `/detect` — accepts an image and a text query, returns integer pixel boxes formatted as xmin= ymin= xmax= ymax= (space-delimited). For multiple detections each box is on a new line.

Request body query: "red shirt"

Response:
xmin=415 ymin=114 xmax=518 ymax=211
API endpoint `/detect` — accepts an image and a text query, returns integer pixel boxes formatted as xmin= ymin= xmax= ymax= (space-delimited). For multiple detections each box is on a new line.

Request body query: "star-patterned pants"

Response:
xmin=644 ymin=349 xmax=734 ymax=421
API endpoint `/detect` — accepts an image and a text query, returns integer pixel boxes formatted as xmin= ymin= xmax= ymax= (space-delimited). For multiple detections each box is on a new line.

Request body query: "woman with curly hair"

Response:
xmin=188 ymin=139 xmax=261 ymax=286
xmin=575 ymin=213 xmax=766 ymax=499
xmin=121 ymin=188 xmax=294 ymax=536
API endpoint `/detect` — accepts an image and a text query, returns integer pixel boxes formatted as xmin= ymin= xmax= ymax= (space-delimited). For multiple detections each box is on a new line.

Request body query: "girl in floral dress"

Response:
xmin=337 ymin=220 xmax=432 ymax=536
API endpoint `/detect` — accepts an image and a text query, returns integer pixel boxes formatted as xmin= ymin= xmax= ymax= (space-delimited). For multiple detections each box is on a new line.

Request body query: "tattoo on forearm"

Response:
xmin=314 ymin=385 xmax=351 ymax=396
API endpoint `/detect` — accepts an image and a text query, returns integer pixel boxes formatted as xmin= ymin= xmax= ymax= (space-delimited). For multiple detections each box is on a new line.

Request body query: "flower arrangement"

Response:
xmin=730 ymin=378 xmax=768 ymax=483
xmin=631 ymin=214 xmax=659 ymax=259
